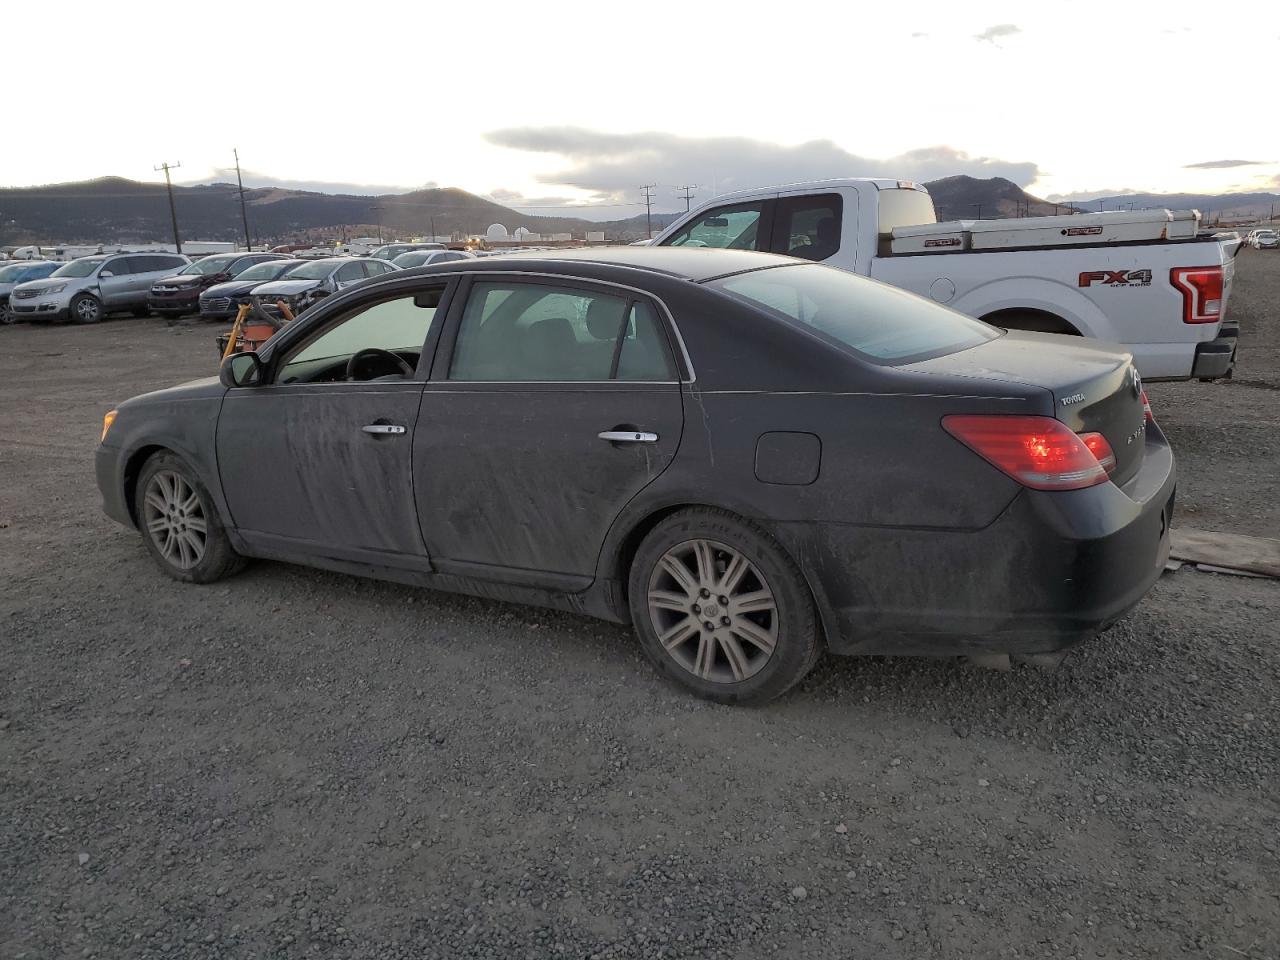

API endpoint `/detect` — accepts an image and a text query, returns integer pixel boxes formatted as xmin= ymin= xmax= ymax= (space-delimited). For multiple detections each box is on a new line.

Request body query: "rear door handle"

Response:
xmin=598 ymin=430 xmax=658 ymax=443
xmin=362 ymin=424 xmax=407 ymax=435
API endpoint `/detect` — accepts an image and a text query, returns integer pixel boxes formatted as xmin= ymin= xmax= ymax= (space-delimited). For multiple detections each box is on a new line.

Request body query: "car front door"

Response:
xmin=414 ymin=276 xmax=685 ymax=588
xmin=215 ymin=281 xmax=452 ymax=566
xmin=97 ymin=257 xmax=138 ymax=307
xmin=333 ymin=260 xmax=365 ymax=291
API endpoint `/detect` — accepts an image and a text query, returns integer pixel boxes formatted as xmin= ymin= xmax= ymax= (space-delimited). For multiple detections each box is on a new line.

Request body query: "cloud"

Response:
xmin=911 ymin=31 xmax=928 ymax=38
xmin=1183 ymin=159 xmax=1270 ymax=169
xmin=185 ymin=167 xmax=430 ymax=196
xmin=974 ymin=23 xmax=1020 ymax=43
xmin=1045 ymin=188 xmax=1141 ymax=203
xmin=484 ymin=128 xmax=1041 ymax=207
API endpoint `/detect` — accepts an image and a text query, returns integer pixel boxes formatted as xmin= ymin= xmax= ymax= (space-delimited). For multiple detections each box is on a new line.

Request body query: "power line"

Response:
xmin=153 ymin=161 xmax=182 ymax=254
xmin=640 ymin=184 xmax=657 ymax=239
xmin=676 ymin=184 xmax=698 ymax=212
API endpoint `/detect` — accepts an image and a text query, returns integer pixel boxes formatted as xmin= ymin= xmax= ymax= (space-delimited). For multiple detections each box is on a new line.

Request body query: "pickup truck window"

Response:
xmin=775 ymin=194 xmax=842 ymax=261
xmin=665 ymin=203 xmax=763 ymax=250
xmin=711 ymin=264 xmax=997 ymax=364
xmin=877 ymin=188 xmax=937 ymax=234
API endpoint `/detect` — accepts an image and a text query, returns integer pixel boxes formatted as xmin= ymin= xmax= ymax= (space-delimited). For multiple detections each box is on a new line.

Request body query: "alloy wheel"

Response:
xmin=76 ymin=298 xmax=100 ymax=323
xmin=142 ymin=471 xmax=207 ymax=570
xmin=646 ymin=538 xmax=778 ymax=683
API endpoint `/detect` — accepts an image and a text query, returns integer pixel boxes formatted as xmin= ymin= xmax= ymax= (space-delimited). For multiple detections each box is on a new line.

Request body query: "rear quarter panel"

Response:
xmin=870 ymin=240 xmax=1230 ymax=379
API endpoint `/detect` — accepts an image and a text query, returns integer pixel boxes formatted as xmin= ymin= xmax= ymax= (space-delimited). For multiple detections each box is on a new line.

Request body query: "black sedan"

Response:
xmin=95 ymin=248 xmax=1174 ymax=703
xmin=197 ymin=258 xmax=300 ymax=321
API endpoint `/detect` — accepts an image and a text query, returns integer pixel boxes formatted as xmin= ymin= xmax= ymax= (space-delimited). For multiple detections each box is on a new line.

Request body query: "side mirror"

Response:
xmin=99 ymin=270 xmax=114 ymax=278
xmin=220 ymin=350 xmax=264 ymax=388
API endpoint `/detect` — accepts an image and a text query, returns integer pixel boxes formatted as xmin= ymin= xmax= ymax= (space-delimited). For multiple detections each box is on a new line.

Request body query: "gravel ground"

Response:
xmin=1 ymin=253 xmax=1278 ymax=959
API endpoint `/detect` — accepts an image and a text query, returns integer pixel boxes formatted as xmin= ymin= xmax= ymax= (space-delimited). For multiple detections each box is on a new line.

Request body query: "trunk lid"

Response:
xmin=908 ymin=331 xmax=1149 ymax=485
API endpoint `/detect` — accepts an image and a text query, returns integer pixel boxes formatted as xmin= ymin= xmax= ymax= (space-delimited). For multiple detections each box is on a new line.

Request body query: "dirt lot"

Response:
xmin=1 ymin=253 xmax=1278 ymax=959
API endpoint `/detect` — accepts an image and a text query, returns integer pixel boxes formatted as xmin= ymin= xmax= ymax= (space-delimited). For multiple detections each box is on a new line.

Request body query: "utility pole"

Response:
xmin=233 ymin=149 xmax=252 ymax=251
xmin=430 ymin=215 xmax=436 ymax=240
xmin=676 ymin=184 xmax=698 ymax=212
xmin=972 ymin=203 xmax=982 ymax=221
xmin=154 ymin=161 xmax=182 ymax=254
xmin=640 ymin=184 xmax=657 ymax=239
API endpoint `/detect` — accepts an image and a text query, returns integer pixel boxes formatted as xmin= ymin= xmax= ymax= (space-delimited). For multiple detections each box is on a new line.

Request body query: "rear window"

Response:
xmin=709 ymin=264 xmax=997 ymax=364
xmin=877 ymin=188 xmax=937 ymax=234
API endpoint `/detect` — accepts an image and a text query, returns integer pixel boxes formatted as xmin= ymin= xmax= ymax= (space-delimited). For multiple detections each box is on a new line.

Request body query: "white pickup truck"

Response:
xmin=651 ymin=178 xmax=1239 ymax=380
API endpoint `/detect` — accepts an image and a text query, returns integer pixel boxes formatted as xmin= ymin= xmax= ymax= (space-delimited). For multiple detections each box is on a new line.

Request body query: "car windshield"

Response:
xmin=283 ymin=260 xmax=337 ymax=280
xmin=235 ymin=260 xmax=296 ymax=282
xmin=710 ymin=264 xmax=998 ymax=364
xmin=51 ymin=258 xmax=106 ymax=278
xmin=179 ymin=255 xmax=238 ymax=276
xmin=0 ymin=263 xmax=37 ymax=282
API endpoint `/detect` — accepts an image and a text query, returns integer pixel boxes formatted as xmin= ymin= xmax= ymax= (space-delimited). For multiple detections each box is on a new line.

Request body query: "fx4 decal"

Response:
xmin=1078 ymin=269 xmax=1153 ymax=288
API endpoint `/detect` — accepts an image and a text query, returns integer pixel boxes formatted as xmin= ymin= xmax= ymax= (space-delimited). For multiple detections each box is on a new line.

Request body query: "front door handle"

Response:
xmin=362 ymin=423 xmax=406 ymax=435
xmin=598 ymin=430 xmax=658 ymax=443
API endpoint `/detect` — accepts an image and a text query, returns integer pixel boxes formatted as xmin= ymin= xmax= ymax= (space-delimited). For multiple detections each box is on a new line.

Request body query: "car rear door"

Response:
xmin=413 ymin=275 xmax=685 ymax=588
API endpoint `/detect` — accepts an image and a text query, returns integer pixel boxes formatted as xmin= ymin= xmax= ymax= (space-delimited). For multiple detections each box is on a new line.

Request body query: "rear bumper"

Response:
xmin=1191 ymin=331 xmax=1236 ymax=380
xmin=781 ymin=426 xmax=1177 ymax=657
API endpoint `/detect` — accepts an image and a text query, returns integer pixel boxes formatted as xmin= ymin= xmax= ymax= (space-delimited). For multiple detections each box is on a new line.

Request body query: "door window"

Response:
xmin=335 ymin=261 xmax=365 ymax=283
xmin=277 ymin=289 xmax=444 ymax=383
xmin=773 ymin=194 xmax=843 ymax=261
xmin=449 ymin=282 xmax=674 ymax=382
xmin=103 ymin=257 xmax=136 ymax=276
xmin=664 ymin=203 xmax=764 ymax=250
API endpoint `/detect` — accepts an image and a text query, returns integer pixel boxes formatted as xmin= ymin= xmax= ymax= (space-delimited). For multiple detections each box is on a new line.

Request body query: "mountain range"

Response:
xmin=2 ymin=176 xmax=1275 ymax=247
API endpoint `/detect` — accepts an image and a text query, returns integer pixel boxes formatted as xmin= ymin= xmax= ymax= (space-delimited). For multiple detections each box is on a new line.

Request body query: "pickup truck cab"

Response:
xmin=652 ymin=178 xmax=1237 ymax=380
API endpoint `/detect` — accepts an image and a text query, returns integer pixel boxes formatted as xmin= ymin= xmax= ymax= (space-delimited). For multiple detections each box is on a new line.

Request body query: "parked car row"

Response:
xmin=2 ymin=247 xmax=477 ymax=324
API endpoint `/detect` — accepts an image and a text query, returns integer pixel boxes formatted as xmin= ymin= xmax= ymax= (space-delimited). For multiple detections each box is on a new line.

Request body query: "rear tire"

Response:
xmin=627 ymin=507 xmax=821 ymax=704
xmin=135 ymin=452 xmax=246 ymax=583
xmin=70 ymin=293 xmax=103 ymax=324
xmin=0 ymin=301 xmax=13 ymax=325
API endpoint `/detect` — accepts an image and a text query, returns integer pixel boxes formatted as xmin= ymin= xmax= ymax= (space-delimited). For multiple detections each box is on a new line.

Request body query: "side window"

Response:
xmin=134 ymin=256 xmax=166 ymax=273
xmin=278 ymin=290 xmax=443 ymax=382
xmin=664 ymin=203 xmax=764 ymax=250
xmin=616 ymin=301 xmax=676 ymax=381
xmin=449 ymin=282 xmax=674 ymax=382
xmin=774 ymin=194 xmax=843 ymax=261
xmin=335 ymin=261 xmax=364 ymax=283
xmin=104 ymin=257 xmax=135 ymax=276
xmin=365 ymin=260 xmax=393 ymax=276
xmin=165 ymin=256 xmax=189 ymax=271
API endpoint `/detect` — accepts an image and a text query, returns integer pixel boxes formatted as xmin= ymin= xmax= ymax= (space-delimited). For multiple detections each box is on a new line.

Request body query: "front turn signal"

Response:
xmin=101 ymin=409 xmax=117 ymax=443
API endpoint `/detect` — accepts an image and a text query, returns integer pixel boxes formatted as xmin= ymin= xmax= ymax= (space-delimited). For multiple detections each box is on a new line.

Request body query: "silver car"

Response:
xmin=249 ymin=256 xmax=399 ymax=319
xmin=9 ymin=252 xmax=191 ymax=324
xmin=0 ymin=260 xmax=61 ymax=324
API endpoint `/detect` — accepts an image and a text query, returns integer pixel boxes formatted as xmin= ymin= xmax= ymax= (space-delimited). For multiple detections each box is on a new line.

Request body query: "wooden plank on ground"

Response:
xmin=1170 ymin=528 xmax=1280 ymax=579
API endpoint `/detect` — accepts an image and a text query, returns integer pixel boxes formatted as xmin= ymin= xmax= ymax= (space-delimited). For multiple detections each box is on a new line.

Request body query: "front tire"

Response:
xmin=0 ymin=300 xmax=13 ymax=325
xmin=135 ymin=452 xmax=246 ymax=583
xmin=70 ymin=293 xmax=103 ymax=324
xmin=628 ymin=508 xmax=820 ymax=704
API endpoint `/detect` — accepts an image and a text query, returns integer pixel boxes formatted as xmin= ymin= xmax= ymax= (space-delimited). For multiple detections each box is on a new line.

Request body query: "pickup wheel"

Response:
xmin=983 ymin=309 xmax=1080 ymax=336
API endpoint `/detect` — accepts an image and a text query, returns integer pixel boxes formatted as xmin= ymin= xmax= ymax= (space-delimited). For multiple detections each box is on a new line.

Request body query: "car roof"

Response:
xmin=417 ymin=246 xmax=797 ymax=282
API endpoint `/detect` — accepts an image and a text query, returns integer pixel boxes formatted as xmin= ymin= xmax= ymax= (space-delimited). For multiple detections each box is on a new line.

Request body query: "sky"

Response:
xmin=3 ymin=0 xmax=1278 ymax=217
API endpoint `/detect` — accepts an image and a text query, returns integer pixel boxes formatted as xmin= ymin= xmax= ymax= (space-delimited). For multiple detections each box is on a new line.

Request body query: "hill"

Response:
xmin=925 ymin=175 xmax=1078 ymax=220
xmin=0 ymin=177 xmax=679 ymax=246
xmin=8 ymin=174 xmax=1260 ymax=248
xmin=1061 ymin=190 xmax=1280 ymax=223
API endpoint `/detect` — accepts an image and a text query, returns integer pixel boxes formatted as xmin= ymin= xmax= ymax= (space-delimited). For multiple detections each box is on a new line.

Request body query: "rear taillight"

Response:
xmin=942 ymin=415 xmax=1110 ymax=491
xmin=1170 ymin=265 xmax=1223 ymax=324
xmin=1140 ymin=389 xmax=1154 ymax=423
xmin=1078 ymin=432 xmax=1117 ymax=474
